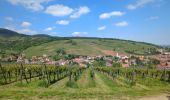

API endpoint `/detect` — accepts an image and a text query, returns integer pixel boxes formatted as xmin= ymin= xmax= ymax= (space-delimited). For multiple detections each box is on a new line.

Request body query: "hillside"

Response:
xmin=24 ymin=38 xmax=160 ymax=57
xmin=0 ymin=28 xmax=56 ymax=56
xmin=0 ymin=28 xmax=161 ymax=58
xmin=0 ymin=28 xmax=25 ymax=37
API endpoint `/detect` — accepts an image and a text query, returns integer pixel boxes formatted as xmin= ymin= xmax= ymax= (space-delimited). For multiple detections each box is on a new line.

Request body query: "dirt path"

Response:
xmin=94 ymin=47 xmax=127 ymax=56
xmin=94 ymin=47 xmax=116 ymax=56
xmin=139 ymin=94 xmax=170 ymax=100
xmin=77 ymin=69 xmax=89 ymax=88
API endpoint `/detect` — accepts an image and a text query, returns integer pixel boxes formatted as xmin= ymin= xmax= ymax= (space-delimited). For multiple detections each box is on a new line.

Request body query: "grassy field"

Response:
xmin=0 ymin=68 xmax=170 ymax=100
xmin=24 ymin=39 xmax=158 ymax=57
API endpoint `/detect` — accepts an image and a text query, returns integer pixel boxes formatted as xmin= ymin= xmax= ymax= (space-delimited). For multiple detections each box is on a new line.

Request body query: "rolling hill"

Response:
xmin=24 ymin=38 xmax=160 ymax=57
xmin=0 ymin=28 xmax=161 ymax=58
xmin=0 ymin=28 xmax=56 ymax=55
xmin=0 ymin=28 xmax=25 ymax=37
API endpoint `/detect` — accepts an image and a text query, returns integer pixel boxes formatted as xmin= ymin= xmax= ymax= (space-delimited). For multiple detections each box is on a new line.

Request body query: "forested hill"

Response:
xmin=0 ymin=28 xmax=161 ymax=57
xmin=0 ymin=28 xmax=56 ymax=55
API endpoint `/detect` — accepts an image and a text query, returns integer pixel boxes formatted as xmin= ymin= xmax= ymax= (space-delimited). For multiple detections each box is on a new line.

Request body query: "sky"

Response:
xmin=0 ymin=0 xmax=170 ymax=45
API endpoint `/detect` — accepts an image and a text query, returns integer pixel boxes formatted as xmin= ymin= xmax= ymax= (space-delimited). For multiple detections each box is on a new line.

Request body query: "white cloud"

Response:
xmin=21 ymin=21 xmax=31 ymax=27
xmin=98 ymin=26 xmax=106 ymax=31
xmin=56 ymin=20 xmax=70 ymax=25
xmin=47 ymin=32 xmax=57 ymax=36
xmin=127 ymin=0 xmax=154 ymax=10
xmin=3 ymin=25 xmax=37 ymax=35
xmin=4 ymin=26 xmax=16 ymax=31
xmin=17 ymin=28 xmax=37 ymax=35
xmin=72 ymin=32 xmax=88 ymax=37
xmin=148 ymin=16 xmax=159 ymax=20
xmin=115 ymin=21 xmax=128 ymax=27
xmin=44 ymin=27 xmax=55 ymax=31
xmin=5 ymin=17 xmax=13 ymax=21
xmin=7 ymin=0 xmax=51 ymax=11
xmin=70 ymin=6 xmax=90 ymax=18
xmin=99 ymin=11 xmax=124 ymax=19
xmin=45 ymin=4 xmax=73 ymax=17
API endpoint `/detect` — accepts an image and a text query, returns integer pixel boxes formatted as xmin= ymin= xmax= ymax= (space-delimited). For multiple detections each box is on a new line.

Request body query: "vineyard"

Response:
xmin=95 ymin=67 xmax=170 ymax=87
xmin=0 ymin=64 xmax=170 ymax=100
xmin=0 ymin=63 xmax=84 ymax=87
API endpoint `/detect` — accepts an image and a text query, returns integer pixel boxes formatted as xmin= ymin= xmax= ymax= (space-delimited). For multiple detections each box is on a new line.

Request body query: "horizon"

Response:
xmin=0 ymin=0 xmax=170 ymax=45
xmin=0 ymin=27 xmax=168 ymax=46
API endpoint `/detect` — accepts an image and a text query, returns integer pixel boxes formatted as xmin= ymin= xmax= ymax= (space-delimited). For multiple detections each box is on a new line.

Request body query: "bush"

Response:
xmin=38 ymin=80 xmax=48 ymax=87
xmin=15 ymin=82 xmax=28 ymax=87
xmin=0 ymin=80 xmax=4 ymax=85
xmin=112 ymin=62 xmax=122 ymax=67
xmin=66 ymin=81 xmax=78 ymax=88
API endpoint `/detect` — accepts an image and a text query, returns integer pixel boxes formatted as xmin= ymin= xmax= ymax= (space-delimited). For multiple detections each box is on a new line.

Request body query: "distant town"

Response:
xmin=2 ymin=48 xmax=170 ymax=70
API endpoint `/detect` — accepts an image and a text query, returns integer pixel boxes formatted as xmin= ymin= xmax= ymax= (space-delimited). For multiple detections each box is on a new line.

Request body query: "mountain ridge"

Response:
xmin=0 ymin=28 xmax=28 ymax=38
xmin=0 ymin=28 xmax=160 ymax=47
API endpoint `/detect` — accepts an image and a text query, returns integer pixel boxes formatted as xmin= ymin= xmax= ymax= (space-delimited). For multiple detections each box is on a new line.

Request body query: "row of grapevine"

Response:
xmin=0 ymin=63 xmax=85 ymax=87
xmin=95 ymin=67 xmax=170 ymax=86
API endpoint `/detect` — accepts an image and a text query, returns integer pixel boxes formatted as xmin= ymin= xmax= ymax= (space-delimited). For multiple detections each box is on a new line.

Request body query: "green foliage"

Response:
xmin=64 ymin=54 xmax=78 ymax=60
xmin=67 ymin=40 xmax=77 ymax=45
xmin=38 ymin=80 xmax=48 ymax=87
xmin=112 ymin=62 xmax=122 ymax=68
xmin=0 ymin=28 xmax=161 ymax=57
xmin=56 ymin=48 xmax=66 ymax=56
xmin=0 ymin=80 xmax=3 ymax=85
xmin=0 ymin=65 xmax=170 ymax=99
xmin=24 ymin=38 xmax=161 ymax=57
xmin=136 ymin=58 xmax=144 ymax=66
xmin=0 ymin=36 xmax=56 ymax=58
xmin=147 ymin=59 xmax=160 ymax=69
xmin=53 ymin=55 xmax=62 ymax=61
xmin=113 ymin=56 xmax=119 ymax=62
xmin=53 ymin=48 xmax=66 ymax=61
xmin=95 ymin=67 xmax=170 ymax=87
xmin=88 ymin=69 xmax=96 ymax=87
xmin=15 ymin=82 xmax=28 ymax=87
xmin=165 ymin=47 xmax=170 ymax=52
xmin=89 ymin=68 xmax=95 ymax=80
xmin=0 ymin=63 xmax=84 ymax=87
xmin=125 ymin=47 xmax=160 ymax=55
xmin=151 ymin=59 xmax=160 ymax=65
xmin=147 ymin=48 xmax=160 ymax=55
xmin=0 ymin=50 xmax=6 ymax=55
xmin=66 ymin=81 xmax=78 ymax=88
xmin=93 ymin=57 xmax=106 ymax=67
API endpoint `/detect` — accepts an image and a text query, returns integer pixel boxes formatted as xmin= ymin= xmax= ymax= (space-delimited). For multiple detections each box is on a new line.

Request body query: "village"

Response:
xmin=4 ymin=49 xmax=167 ymax=70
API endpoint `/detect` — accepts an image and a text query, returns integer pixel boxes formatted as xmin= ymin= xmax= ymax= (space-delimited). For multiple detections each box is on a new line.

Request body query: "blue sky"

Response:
xmin=0 ymin=0 xmax=170 ymax=45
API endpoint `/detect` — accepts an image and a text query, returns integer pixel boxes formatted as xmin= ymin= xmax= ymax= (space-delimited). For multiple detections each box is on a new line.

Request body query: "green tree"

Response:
xmin=64 ymin=54 xmax=77 ymax=60
xmin=93 ymin=57 xmax=106 ymax=67
xmin=53 ymin=48 xmax=66 ymax=61
xmin=56 ymin=48 xmax=66 ymax=56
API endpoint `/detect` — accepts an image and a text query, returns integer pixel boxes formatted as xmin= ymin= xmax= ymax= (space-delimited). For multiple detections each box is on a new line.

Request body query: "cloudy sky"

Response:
xmin=0 ymin=0 xmax=170 ymax=45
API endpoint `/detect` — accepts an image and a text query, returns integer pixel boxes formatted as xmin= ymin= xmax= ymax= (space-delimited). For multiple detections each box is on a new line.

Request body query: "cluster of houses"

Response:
xmin=152 ymin=51 xmax=170 ymax=70
xmin=2 ymin=50 xmax=169 ymax=70
xmin=14 ymin=53 xmax=148 ymax=67
xmin=17 ymin=54 xmax=51 ymax=64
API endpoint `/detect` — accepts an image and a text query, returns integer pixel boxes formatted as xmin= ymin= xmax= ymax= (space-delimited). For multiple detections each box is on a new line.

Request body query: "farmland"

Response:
xmin=1 ymin=0 xmax=170 ymax=99
xmin=0 ymin=64 xmax=170 ymax=100
xmin=0 ymin=28 xmax=161 ymax=60
xmin=24 ymin=39 xmax=159 ymax=58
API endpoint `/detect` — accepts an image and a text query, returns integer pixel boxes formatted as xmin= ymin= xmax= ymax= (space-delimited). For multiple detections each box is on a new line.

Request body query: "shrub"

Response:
xmin=15 ymin=82 xmax=28 ymax=87
xmin=66 ymin=81 xmax=78 ymax=88
xmin=38 ymin=80 xmax=48 ymax=87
